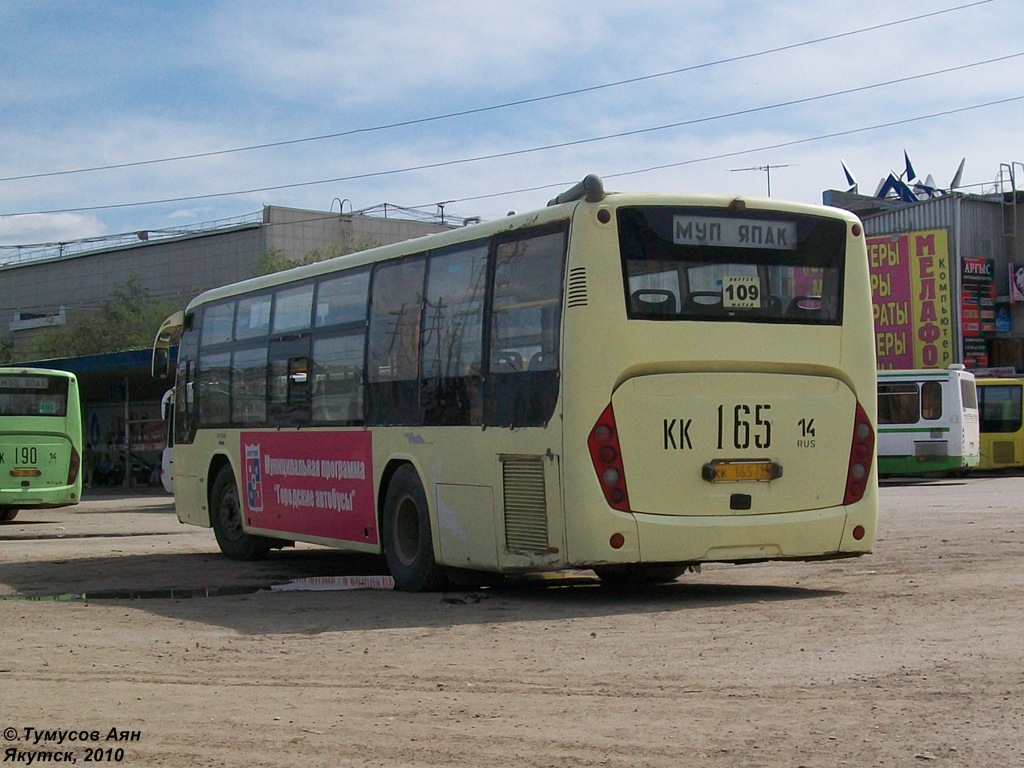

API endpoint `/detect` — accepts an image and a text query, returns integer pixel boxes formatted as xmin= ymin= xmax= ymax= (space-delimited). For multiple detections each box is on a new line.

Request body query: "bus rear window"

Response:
xmin=979 ymin=384 xmax=1023 ymax=433
xmin=0 ymin=374 xmax=69 ymax=417
xmin=618 ymin=206 xmax=846 ymax=324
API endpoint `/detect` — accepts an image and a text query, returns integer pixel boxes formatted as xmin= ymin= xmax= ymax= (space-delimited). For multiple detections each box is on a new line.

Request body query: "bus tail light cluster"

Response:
xmin=588 ymin=404 xmax=631 ymax=512
xmin=67 ymin=446 xmax=81 ymax=486
xmin=843 ymin=402 xmax=874 ymax=506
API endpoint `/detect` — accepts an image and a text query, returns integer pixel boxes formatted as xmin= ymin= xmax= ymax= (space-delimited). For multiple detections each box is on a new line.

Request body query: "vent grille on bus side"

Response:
xmin=567 ymin=267 xmax=588 ymax=307
xmin=501 ymin=456 xmax=549 ymax=553
xmin=993 ymin=441 xmax=1017 ymax=465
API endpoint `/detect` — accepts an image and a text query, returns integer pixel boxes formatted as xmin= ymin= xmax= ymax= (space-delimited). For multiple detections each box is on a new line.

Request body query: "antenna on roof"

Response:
xmin=729 ymin=164 xmax=794 ymax=197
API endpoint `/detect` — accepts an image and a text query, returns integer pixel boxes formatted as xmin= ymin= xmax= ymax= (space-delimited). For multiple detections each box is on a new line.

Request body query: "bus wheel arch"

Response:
xmin=380 ymin=461 xmax=448 ymax=592
xmin=208 ymin=461 xmax=271 ymax=561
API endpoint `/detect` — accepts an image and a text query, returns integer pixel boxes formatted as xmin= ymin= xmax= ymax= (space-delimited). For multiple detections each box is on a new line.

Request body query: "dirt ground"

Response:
xmin=1 ymin=476 xmax=1022 ymax=767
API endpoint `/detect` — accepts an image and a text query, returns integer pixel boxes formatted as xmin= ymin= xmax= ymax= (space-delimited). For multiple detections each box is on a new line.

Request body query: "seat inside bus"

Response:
xmin=631 ymin=289 xmax=677 ymax=315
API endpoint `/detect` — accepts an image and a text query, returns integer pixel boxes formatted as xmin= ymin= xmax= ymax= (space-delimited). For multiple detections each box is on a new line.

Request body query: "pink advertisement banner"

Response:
xmin=867 ymin=228 xmax=953 ymax=369
xmin=240 ymin=430 xmax=376 ymax=545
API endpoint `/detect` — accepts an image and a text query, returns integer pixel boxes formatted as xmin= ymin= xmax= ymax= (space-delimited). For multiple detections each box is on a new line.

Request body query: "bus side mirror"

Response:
xmin=152 ymin=348 xmax=171 ymax=379
xmin=152 ymin=310 xmax=184 ymax=379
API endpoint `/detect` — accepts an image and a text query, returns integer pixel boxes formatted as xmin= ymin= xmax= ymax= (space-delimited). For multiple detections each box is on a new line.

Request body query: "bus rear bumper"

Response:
xmin=0 ymin=489 xmax=79 ymax=509
xmin=631 ymin=505 xmax=876 ymax=564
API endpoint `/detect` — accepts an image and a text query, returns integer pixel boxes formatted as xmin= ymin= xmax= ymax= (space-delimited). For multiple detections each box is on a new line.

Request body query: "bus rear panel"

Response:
xmin=560 ymin=199 xmax=877 ymax=570
xmin=0 ymin=369 xmax=83 ymax=518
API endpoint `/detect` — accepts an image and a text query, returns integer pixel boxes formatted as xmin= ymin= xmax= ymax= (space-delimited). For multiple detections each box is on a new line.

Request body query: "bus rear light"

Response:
xmin=67 ymin=446 xmax=81 ymax=485
xmin=609 ymin=532 xmax=625 ymax=549
xmin=11 ymin=468 xmax=41 ymax=477
xmin=843 ymin=402 xmax=875 ymax=506
xmin=852 ymin=525 xmax=865 ymax=541
xmin=588 ymin=404 xmax=631 ymax=512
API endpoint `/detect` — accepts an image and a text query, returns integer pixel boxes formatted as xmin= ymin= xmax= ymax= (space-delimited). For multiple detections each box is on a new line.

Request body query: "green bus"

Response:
xmin=0 ymin=367 xmax=83 ymax=521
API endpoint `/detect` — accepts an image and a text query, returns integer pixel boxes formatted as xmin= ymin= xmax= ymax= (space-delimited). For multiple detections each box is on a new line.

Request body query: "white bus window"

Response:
xmin=201 ymin=302 xmax=235 ymax=346
xmin=230 ymin=348 xmax=267 ymax=424
xmin=422 ymin=243 xmax=487 ymax=426
xmin=267 ymin=334 xmax=311 ymax=426
xmin=316 ymin=271 xmax=369 ymax=328
xmin=618 ymin=207 xmax=844 ymax=324
xmin=235 ymin=294 xmax=272 ymax=340
xmin=487 ymin=226 xmax=566 ymax=427
xmin=197 ymin=352 xmax=231 ymax=425
xmin=312 ymin=334 xmax=365 ymax=423
xmin=272 ymin=284 xmax=314 ymax=335
xmin=367 ymin=258 xmax=425 ymax=425
xmin=878 ymin=383 xmax=920 ymax=425
xmin=961 ymin=378 xmax=978 ymax=410
xmin=921 ymin=381 xmax=942 ymax=421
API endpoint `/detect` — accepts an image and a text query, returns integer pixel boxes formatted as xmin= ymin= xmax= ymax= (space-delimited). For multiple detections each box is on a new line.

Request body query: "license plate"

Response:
xmin=702 ymin=459 xmax=782 ymax=483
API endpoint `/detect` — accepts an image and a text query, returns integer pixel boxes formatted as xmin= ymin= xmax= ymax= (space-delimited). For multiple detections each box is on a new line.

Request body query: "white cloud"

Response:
xmin=0 ymin=213 xmax=106 ymax=245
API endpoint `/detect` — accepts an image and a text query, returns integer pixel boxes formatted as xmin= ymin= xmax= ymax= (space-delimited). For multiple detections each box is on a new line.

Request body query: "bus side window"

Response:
xmin=921 ymin=381 xmax=942 ymax=421
xmin=486 ymin=226 xmax=566 ymax=428
xmin=878 ymin=383 xmax=919 ymax=425
xmin=312 ymin=334 xmax=365 ymax=424
xmin=230 ymin=348 xmax=267 ymax=424
xmin=367 ymin=258 xmax=425 ymax=426
xmin=267 ymin=336 xmax=311 ymax=426
xmin=312 ymin=270 xmax=369 ymax=425
xmin=421 ymin=242 xmax=487 ymax=427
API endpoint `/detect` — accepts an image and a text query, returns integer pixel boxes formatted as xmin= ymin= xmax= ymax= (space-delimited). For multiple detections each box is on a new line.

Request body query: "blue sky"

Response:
xmin=1 ymin=0 xmax=1022 ymax=252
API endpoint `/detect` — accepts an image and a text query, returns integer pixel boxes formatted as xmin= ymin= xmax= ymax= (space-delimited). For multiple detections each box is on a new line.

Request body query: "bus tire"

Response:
xmin=210 ymin=466 xmax=271 ymax=561
xmin=0 ymin=508 xmax=18 ymax=522
xmin=382 ymin=465 xmax=448 ymax=593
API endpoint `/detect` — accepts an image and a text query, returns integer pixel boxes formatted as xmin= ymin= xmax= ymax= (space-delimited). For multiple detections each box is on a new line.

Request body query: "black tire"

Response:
xmin=210 ymin=465 xmax=271 ymax=561
xmin=0 ymin=508 xmax=18 ymax=522
xmin=594 ymin=564 xmax=687 ymax=587
xmin=382 ymin=464 xmax=448 ymax=592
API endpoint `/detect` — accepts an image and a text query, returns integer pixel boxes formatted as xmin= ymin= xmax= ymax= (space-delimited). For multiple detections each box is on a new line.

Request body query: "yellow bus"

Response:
xmin=0 ymin=367 xmax=83 ymax=521
xmin=975 ymin=377 xmax=1024 ymax=470
xmin=153 ymin=174 xmax=878 ymax=590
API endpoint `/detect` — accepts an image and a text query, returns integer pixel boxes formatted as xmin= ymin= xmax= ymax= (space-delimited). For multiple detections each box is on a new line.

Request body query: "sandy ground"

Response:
xmin=1 ymin=476 xmax=1022 ymax=767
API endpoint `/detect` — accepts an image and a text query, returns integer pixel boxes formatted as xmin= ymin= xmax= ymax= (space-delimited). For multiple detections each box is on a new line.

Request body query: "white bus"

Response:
xmin=876 ymin=366 xmax=980 ymax=477
xmin=153 ymin=174 xmax=878 ymax=591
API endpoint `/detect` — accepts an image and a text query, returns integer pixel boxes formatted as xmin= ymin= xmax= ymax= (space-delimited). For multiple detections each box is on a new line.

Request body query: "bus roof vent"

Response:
xmin=547 ymin=174 xmax=606 ymax=206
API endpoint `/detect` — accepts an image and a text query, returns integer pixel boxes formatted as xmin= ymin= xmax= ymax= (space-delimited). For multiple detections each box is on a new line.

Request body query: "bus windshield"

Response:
xmin=618 ymin=206 xmax=846 ymax=323
xmin=0 ymin=373 xmax=69 ymax=417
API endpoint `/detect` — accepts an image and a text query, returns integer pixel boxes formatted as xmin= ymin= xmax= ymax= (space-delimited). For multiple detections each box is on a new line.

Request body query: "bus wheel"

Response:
xmin=0 ymin=508 xmax=17 ymax=522
xmin=210 ymin=466 xmax=270 ymax=561
xmin=382 ymin=465 xmax=448 ymax=592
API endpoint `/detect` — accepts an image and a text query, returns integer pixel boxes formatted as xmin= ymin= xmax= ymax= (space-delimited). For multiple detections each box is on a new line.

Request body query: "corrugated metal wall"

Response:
xmin=862 ymin=195 xmax=1009 ymax=294
xmin=858 ymin=192 xmax=1024 ymax=369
